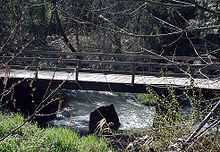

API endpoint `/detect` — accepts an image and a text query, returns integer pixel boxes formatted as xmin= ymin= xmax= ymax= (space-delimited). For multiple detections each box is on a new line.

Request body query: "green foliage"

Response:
xmin=0 ymin=113 xmax=24 ymax=137
xmin=0 ymin=138 xmax=18 ymax=152
xmin=185 ymin=86 xmax=202 ymax=119
xmin=185 ymin=86 xmax=217 ymax=122
xmin=0 ymin=113 xmax=112 ymax=152
xmin=79 ymin=136 xmax=110 ymax=152
xmin=153 ymin=87 xmax=182 ymax=128
xmin=136 ymin=88 xmax=158 ymax=106
xmin=0 ymin=113 xmax=52 ymax=151
xmin=144 ymin=115 xmax=220 ymax=152
xmin=150 ymin=122 xmax=192 ymax=151
xmin=45 ymin=127 xmax=79 ymax=152
xmin=147 ymin=85 xmax=220 ymax=151
xmin=152 ymin=87 xmax=189 ymax=148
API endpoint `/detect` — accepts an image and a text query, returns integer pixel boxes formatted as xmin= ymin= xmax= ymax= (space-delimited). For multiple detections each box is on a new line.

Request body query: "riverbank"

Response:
xmin=0 ymin=112 xmax=112 ymax=152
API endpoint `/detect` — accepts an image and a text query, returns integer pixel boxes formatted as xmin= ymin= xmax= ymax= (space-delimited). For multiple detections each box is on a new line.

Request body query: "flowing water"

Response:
xmin=49 ymin=90 xmax=156 ymax=132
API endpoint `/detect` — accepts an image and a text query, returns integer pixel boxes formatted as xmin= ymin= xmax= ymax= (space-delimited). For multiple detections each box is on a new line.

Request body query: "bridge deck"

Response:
xmin=1 ymin=69 xmax=220 ymax=90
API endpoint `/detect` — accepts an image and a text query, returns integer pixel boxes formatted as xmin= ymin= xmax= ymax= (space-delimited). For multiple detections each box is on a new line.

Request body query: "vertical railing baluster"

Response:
xmin=149 ymin=58 xmax=152 ymax=74
xmin=75 ymin=59 xmax=80 ymax=81
xmin=131 ymin=63 xmax=136 ymax=85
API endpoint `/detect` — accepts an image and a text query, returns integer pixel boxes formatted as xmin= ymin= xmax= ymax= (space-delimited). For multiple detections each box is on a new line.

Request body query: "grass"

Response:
xmin=79 ymin=136 xmax=110 ymax=152
xmin=0 ymin=112 xmax=112 ymax=152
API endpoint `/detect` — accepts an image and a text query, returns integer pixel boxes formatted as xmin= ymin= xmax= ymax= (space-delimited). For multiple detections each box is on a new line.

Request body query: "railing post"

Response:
xmin=131 ymin=63 xmax=136 ymax=85
xmin=149 ymin=58 xmax=152 ymax=74
xmin=75 ymin=59 xmax=80 ymax=81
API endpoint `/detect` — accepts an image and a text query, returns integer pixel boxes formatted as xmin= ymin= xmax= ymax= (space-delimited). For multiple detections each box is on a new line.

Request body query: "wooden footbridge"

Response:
xmin=0 ymin=49 xmax=220 ymax=92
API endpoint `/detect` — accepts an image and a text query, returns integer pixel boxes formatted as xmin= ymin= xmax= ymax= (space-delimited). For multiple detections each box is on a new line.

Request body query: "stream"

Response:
xmin=49 ymin=90 xmax=156 ymax=133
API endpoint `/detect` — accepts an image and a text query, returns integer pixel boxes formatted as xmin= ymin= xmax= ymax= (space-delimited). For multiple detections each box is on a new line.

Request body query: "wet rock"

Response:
xmin=89 ymin=104 xmax=120 ymax=134
xmin=56 ymin=113 xmax=66 ymax=120
xmin=61 ymin=110 xmax=71 ymax=118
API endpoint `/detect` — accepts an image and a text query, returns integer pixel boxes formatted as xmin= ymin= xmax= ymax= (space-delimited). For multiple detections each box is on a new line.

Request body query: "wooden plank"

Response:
xmin=0 ymin=69 xmax=219 ymax=90
xmin=0 ymin=69 xmax=76 ymax=81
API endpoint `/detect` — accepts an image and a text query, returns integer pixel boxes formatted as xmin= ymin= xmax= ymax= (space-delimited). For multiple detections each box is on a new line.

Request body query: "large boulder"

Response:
xmin=89 ymin=104 xmax=120 ymax=134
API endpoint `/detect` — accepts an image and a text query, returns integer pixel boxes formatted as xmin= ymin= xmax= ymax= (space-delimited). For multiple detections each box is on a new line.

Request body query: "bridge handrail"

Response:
xmin=17 ymin=50 xmax=220 ymax=63
xmin=1 ymin=54 xmax=219 ymax=80
xmin=1 ymin=56 xmax=220 ymax=67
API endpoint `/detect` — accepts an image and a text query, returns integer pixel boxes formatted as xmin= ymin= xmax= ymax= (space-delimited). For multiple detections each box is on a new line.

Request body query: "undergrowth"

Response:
xmin=0 ymin=113 xmax=112 ymax=152
xmin=132 ymin=86 xmax=220 ymax=152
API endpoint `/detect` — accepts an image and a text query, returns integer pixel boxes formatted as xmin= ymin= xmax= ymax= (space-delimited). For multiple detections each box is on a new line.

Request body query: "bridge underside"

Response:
xmin=1 ymin=77 xmax=220 ymax=95
xmin=44 ymin=80 xmax=149 ymax=93
xmin=0 ymin=78 xmax=148 ymax=93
